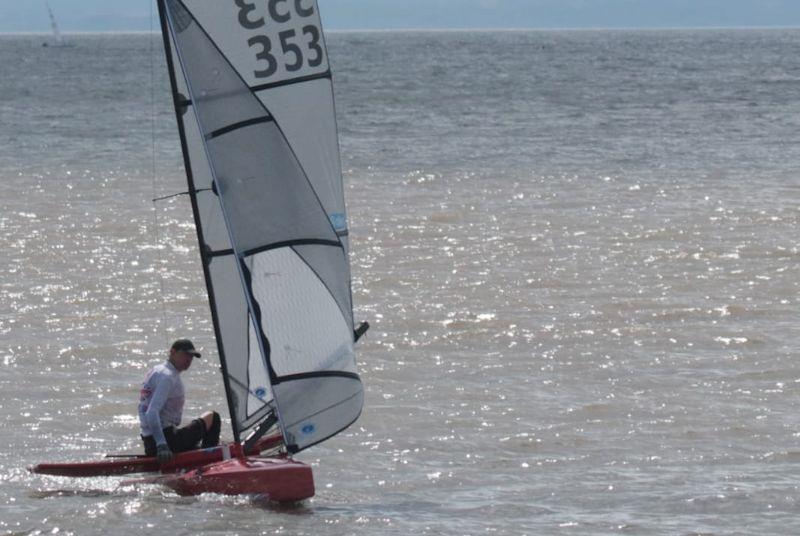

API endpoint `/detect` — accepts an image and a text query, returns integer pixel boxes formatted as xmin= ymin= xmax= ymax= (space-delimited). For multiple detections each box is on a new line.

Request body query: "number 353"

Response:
xmin=235 ymin=0 xmax=324 ymax=79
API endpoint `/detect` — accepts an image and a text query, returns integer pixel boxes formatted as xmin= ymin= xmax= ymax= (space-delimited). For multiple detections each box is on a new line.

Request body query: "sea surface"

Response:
xmin=2 ymin=27 xmax=800 ymax=536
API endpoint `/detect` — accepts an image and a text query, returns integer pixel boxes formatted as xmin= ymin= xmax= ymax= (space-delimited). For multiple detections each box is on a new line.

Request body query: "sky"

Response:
xmin=2 ymin=0 xmax=800 ymax=32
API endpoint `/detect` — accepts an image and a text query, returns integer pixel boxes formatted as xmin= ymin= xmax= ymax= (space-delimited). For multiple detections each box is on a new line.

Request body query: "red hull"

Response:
xmin=160 ymin=457 xmax=314 ymax=501
xmin=29 ymin=435 xmax=282 ymax=477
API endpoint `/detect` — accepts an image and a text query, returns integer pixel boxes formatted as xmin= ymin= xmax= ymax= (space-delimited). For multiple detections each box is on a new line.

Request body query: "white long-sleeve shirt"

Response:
xmin=138 ymin=361 xmax=185 ymax=447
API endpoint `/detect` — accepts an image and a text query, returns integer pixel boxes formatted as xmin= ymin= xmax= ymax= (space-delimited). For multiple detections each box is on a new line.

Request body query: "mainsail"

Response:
xmin=157 ymin=0 xmax=363 ymax=453
xmin=45 ymin=2 xmax=66 ymax=46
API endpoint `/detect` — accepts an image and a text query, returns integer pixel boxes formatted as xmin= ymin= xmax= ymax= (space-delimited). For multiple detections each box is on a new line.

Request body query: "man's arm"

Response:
xmin=144 ymin=373 xmax=173 ymax=447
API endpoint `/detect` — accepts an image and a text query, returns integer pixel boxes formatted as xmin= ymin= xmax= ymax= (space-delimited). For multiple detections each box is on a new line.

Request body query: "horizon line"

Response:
xmin=3 ymin=24 xmax=800 ymax=36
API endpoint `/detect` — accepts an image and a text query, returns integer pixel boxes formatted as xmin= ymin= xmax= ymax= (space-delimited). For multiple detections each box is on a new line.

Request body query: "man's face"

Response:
xmin=170 ymin=349 xmax=195 ymax=371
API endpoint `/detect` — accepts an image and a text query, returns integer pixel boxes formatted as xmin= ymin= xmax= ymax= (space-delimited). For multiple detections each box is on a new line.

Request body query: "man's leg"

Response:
xmin=171 ymin=420 xmax=204 ymax=453
xmin=170 ymin=412 xmax=221 ymax=453
xmin=142 ymin=435 xmax=157 ymax=456
xmin=200 ymin=411 xmax=221 ymax=448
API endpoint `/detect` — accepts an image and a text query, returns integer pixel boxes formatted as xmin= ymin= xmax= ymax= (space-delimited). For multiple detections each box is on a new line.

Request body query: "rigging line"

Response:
xmin=149 ymin=0 xmax=170 ymax=347
xmin=152 ymin=187 xmax=212 ymax=202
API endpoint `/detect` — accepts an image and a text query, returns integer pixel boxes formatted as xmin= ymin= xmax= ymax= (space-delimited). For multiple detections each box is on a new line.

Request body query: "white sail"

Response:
xmin=158 ymin=0 xmax=362 ymax=453
xmin=45 ymin=2 xmax=65 ymax=46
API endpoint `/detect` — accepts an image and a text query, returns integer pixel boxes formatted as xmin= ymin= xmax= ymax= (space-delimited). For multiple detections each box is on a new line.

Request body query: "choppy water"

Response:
xmin=2 ymin=28 xmax=800 ymax=535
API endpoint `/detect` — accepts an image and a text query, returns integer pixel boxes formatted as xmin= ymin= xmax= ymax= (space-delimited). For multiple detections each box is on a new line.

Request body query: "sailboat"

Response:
xmin=30 ymin=0 xmax=368 ymax=501
xmin=42 ymin=2 xmax=74 ymax=48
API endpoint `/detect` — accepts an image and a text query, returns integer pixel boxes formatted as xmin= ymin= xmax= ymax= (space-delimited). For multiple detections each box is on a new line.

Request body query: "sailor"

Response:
xmin=138 ymin=339 xmax=221 ymax=463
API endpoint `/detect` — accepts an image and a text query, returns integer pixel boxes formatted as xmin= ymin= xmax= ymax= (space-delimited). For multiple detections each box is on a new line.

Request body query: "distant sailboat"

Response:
xmin=43 ymin=2 xmax=74 ymax=48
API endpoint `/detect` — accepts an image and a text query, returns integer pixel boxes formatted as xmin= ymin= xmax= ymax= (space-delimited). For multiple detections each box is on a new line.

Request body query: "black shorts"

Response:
xmin=142 ymin=418 xmax=205 ymax=457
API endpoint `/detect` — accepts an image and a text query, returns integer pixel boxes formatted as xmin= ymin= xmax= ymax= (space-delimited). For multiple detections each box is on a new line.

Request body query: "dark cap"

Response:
xmin=171 ymin=339 xmax=201 ymax=358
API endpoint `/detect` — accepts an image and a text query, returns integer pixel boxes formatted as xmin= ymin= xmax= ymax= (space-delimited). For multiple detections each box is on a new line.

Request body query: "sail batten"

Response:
xmin=206 ymin=116 xmax=274 ymax=140
xmin=251 ymin=71 xmax=333 ymax=92
xmin=158 ymin=0 xmax=363 ymax=452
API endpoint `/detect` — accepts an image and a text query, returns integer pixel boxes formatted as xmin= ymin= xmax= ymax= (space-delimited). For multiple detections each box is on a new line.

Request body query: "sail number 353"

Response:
xmin=235 ymin=0 xmax=323 ymax=78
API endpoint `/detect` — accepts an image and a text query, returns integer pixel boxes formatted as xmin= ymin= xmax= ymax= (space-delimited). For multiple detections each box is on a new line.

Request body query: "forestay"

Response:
xmin=157 ymin=0 xmax=362 ymax=453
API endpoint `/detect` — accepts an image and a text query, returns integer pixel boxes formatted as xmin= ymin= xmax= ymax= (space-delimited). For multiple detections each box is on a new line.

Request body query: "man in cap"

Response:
xmin=138 ymin=339 xmax=221 ymax=463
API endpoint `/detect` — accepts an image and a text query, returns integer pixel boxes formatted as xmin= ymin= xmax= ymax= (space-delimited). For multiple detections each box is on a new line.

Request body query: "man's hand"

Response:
xmin=156 ymin=444 xmax=174 ymax=464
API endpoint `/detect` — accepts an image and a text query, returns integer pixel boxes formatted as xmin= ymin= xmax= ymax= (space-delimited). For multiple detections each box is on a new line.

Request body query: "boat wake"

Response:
xmin=29 ymin=488 xmax=126 ymax=499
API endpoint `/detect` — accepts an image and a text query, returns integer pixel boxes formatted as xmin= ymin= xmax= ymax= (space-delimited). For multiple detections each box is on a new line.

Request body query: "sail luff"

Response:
xmin=161 ymin=0 xmax=291 ymax=445
xmin=156 ymin=0 xmax=244 ymax=443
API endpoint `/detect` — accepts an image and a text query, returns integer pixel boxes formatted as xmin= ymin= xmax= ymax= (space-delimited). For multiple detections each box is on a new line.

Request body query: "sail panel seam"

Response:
xmin=205 ymin=115 xmax=274 ymax=140
xmin=207 ymin=238 xmax=342 ymax=258
xmin=251 ymin=70 xmax=332 ymax=93
xmin=274 ymin=371 xmax=360 ymax=385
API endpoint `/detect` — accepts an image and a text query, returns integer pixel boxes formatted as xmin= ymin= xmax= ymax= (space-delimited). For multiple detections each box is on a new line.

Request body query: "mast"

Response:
xmin=156 ymin=0 xmax=243 ymax=442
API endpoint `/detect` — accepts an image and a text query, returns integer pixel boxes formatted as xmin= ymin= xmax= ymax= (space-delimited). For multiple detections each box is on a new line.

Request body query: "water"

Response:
xmin=2 ymin=28 xmax=800 ymax=535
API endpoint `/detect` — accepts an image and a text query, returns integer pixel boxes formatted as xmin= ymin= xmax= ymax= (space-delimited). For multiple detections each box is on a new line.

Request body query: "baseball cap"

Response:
xmin=171 ymin=339 xmax=201 ymax=358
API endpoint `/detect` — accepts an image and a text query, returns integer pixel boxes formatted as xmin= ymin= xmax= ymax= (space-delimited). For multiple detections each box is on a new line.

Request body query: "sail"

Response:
xmin=46 ymin=2 xmax=64 ymax=45
xmin=157 ymin=0 xmax=362 ymax=453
